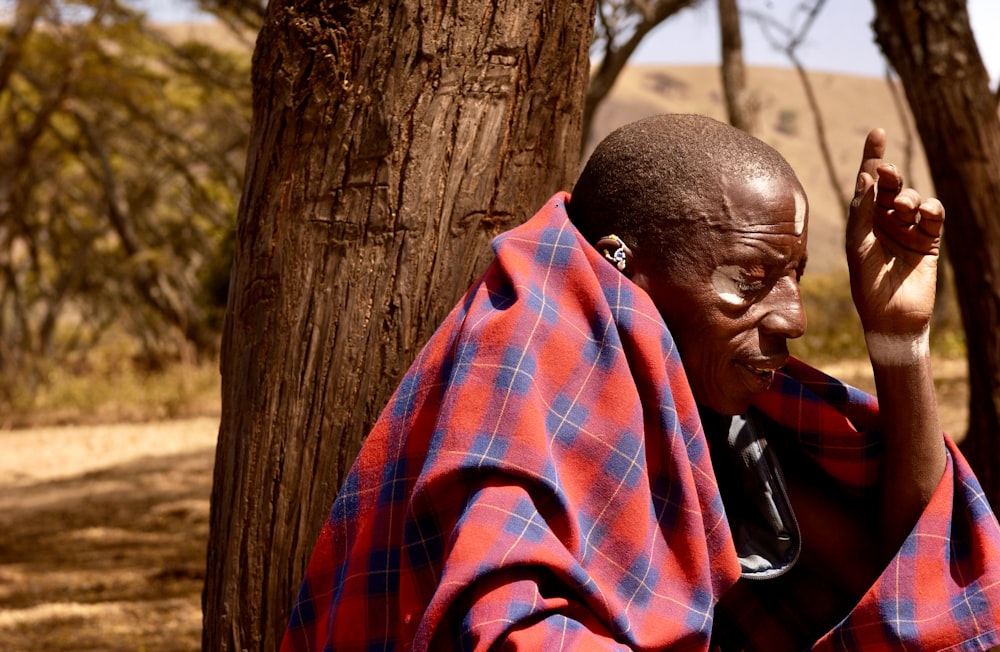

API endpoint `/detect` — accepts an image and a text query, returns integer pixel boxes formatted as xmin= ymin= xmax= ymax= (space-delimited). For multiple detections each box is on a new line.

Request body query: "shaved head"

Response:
xmin=567 ymin=113 xmax=804 ymax=266
xmin=567 ymin=114 xmax=810 ymax=415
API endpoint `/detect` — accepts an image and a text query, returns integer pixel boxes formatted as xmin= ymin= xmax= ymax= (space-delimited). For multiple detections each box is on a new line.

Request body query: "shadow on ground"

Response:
xmin=0 ymin=446 xmax=212 ymax=651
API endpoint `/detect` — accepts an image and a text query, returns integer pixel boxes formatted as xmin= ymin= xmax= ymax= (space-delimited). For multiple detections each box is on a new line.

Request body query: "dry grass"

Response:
xmin=4 ymin=361 xmax=220 ymax=430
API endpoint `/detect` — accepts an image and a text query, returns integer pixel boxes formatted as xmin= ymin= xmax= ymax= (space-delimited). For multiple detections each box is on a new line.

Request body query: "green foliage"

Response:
xmin=0 ymin=0 xmax=252 ymax=410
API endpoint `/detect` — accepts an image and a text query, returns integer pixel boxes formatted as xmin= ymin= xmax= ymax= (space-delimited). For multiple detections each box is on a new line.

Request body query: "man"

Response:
xmin=282 ymin=115 xmax=1000 ymax=650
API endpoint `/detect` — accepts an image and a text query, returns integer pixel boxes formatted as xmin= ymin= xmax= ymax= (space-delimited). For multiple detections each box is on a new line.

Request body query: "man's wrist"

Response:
xmin=864 ymin=327 xmax=930 ymax=367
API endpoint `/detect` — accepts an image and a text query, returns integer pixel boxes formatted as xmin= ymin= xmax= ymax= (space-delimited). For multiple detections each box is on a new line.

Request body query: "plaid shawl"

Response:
xmin=282 ymin=193 xmax=1000 ymax=651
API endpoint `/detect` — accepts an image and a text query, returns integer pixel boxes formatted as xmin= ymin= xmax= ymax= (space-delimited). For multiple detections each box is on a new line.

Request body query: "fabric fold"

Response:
xmin=282 ymin=193 xmax=1000 ymax=652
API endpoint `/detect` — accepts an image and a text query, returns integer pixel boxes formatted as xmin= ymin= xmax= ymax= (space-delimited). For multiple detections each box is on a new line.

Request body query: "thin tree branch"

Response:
xmin=584 ymin=0 xmax=702 ymax=153
xmin=745 ymin=0 xmax=849 ymax=215
xmin=718 ymin=0 xmax=754 ymax=132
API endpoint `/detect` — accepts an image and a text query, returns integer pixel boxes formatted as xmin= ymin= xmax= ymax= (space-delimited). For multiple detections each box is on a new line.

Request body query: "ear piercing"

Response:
xmin=602 ymin=234 xmax=628 ymax=271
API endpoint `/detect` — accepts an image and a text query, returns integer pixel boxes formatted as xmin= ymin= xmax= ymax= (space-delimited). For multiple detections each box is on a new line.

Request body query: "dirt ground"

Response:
xmin=0 ymin=358 xmax=971 ymax=651
xmin=0 ymin=418 xmax=218 ymax=652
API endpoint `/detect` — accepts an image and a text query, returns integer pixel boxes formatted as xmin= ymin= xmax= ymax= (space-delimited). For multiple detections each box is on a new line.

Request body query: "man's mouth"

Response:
xmin=740 ymin=362 xmax=775 ymax=378
xmin=738 ymin=356 xmax=787 ymax=379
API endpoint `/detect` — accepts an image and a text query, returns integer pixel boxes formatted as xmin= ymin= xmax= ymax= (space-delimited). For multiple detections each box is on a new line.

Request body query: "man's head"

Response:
xmin=567 ymin=114 xmax=808 ymax=415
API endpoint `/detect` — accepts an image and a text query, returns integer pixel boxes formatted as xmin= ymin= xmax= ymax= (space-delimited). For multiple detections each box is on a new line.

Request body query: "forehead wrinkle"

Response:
xmin=728 ymin=233 xmax=805 ymax=267
xmin=678 ymin=178 xmax=735 ymax=231
xmin=678 ymin=208 xmax=730 ymax=230
xmin=721 ymin=222 xmax=803 ymax=235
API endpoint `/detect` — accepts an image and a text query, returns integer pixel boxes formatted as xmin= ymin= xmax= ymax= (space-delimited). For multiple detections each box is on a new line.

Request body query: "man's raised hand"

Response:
xmin=846 ymin=128 xmax=944 ymax=342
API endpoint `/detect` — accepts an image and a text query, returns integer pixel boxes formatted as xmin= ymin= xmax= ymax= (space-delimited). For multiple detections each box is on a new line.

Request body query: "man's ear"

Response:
xmin=595 ymin=234 xmax=634 ymax=275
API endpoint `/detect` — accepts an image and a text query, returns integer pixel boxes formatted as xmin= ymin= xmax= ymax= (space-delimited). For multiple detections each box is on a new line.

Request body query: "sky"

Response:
xmin=145 ymin=0 xmax=1000 ymax=84
xmin=630 ymin=0 xmax=1000 ymax=83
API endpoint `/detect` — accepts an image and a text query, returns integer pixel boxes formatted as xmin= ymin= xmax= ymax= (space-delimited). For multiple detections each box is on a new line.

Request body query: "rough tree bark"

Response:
xmin=202 ymin=1 xmax=597 ymax=649
xmin=718 ymin=0 xmax=754 ymax=132
xmin=871 ymin=0 xmax=1000 ymax=503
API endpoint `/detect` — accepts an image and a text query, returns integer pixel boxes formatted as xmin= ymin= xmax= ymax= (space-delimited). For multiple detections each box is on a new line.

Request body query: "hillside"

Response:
xmin=589 ymin=64 xmax=933 ymax=274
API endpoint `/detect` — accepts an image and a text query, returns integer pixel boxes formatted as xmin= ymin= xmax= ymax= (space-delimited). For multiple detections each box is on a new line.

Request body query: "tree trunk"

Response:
xmin=717 ymin=0 xmax=754 ymax=133
xmin=202 ymin=1 xmax=596 ymax=650
xmin=871 ymin=0 xmax=1000 ymax=504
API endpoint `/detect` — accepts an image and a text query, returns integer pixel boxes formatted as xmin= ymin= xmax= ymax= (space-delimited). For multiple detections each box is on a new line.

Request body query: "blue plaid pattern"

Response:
xmin=282 ymin=193 xmax=1000 ymax=651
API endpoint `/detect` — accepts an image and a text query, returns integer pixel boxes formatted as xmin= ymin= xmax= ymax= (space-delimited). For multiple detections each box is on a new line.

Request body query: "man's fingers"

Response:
xmin=848 ymin=171 xmax=876 ymax=244
xmin=888 ymin=189 xmax=921 ymax=224
xmin=872 ymin=195 xmax=944 ymax=255
xmin=849 ymin=129 xmax=945 ymax=259
xmin=857 ymin=128 xmax=888 ymax=187
xmin=875 ymin=164 xmax=903 ymax=210
xmin=917 ymin=198 xmax=945 ymax=238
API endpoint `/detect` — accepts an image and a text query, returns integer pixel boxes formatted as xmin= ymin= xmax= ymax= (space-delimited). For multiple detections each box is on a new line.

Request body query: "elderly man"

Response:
xmin=282 ymin=114 xmax=1000 ymax=650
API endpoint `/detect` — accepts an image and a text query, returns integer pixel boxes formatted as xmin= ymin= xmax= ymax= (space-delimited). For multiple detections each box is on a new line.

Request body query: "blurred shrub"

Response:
xmin=775 ymin=108 xmax=799 ymax=136
xmin=2 ymin=321 xmax=220 ymax=427
xmin=791 ymin=269 xmax=966 ymax=363
xmin=790 ymin=270 xmax=867 ymax=362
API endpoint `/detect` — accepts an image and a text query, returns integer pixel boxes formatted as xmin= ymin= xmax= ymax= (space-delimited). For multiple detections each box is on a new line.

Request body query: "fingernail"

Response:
xmin=856 ymin=174 xmax=865 ymax=192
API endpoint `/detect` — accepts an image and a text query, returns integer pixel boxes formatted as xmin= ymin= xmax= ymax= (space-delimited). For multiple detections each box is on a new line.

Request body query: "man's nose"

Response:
xmin=758 ymin=276 xmax=806 ymax=339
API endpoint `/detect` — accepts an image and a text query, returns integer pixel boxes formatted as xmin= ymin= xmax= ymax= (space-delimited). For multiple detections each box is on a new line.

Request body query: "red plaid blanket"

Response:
xmin=282 ymin=193 xmax=1000 ymax=650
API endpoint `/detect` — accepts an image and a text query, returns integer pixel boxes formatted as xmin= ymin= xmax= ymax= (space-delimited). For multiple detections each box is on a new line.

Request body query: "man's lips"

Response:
xmin=737 ymin=356 xmax=788 ymax=379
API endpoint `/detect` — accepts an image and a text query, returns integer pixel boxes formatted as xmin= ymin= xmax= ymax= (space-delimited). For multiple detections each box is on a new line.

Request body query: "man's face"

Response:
xmin=632 ymin=173 xmax=809 ymax=416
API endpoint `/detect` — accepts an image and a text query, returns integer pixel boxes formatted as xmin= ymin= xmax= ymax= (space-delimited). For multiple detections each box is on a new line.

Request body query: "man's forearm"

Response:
xmin=866 ymin=328 xmax=947 ymax=559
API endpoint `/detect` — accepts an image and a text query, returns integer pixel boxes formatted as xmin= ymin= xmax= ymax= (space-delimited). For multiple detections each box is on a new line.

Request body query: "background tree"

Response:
xmin=871 ymin=0 xmax=1000 ymax=505
xmin=202 ymin=1 xmax=598 ymax=649
xmin=718 ymin=0 xmax=755 ymax=132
